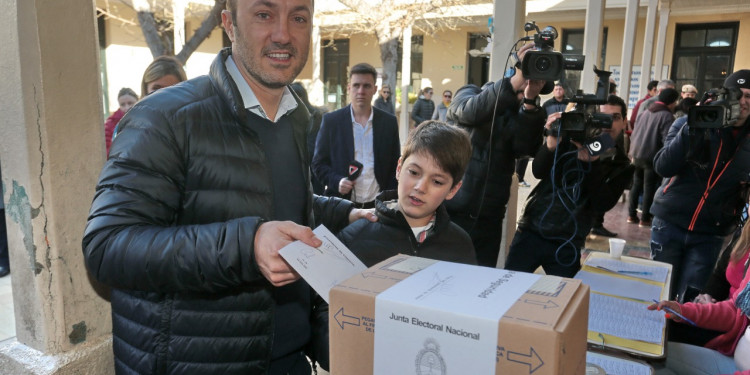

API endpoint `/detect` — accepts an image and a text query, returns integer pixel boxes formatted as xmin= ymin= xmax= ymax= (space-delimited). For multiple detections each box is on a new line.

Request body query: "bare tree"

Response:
xmin=332 ymin=0 xmax=472 ymax=94
xmin=99 ymin=0 xmax=226 ymax=65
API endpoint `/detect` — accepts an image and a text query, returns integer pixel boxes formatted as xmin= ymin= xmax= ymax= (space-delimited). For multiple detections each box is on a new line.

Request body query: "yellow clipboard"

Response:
xmin=578 ymin=252 xmax=672 ymax=359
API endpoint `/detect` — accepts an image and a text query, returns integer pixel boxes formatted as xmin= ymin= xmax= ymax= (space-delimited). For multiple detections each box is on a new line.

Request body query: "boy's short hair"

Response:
xmin=349 ymin=62 xmax=378 ymax=83
xmin=402 ymin=121 xmax=471 ymax=187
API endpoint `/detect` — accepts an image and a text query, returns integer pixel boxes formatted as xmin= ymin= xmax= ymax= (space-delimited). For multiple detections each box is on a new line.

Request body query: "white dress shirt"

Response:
xmin=225 ymin=56 xmax=297 ymax=122
xmin=350 ymin=106 xmax=379 ymax=203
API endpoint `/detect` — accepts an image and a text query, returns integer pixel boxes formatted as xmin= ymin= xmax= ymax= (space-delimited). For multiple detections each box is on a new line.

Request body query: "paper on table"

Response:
xmin=279 ymin=225 xmax=366 ymax=303
xmin=589 ymin=293 xmax=665 ymax=344
xmin=574 ymin=270 xmax=662 ymax=302
xmin=586 ymin=258 xmax=669 ymax=283
xmin=586 ymin=351 xmax=652 ymax=375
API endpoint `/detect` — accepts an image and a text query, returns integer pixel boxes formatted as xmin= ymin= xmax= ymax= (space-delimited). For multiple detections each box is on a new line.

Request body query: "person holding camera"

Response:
xmin=505 ymin=95 xmax=633 ymax=277
xmin=445 ymin=42 xmax=548 ymax=268
xmin=650 ymin=70 xmax=750 ymax=301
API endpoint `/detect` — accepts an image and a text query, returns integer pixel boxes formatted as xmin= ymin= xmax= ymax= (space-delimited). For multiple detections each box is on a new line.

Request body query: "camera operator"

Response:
xmin=505 ymin=95 xmax=633 ymax=277
xmin=650 ymin=70 xmax=750 ymax=300
xmin=446 ymin=42 xmax=549 ymax=268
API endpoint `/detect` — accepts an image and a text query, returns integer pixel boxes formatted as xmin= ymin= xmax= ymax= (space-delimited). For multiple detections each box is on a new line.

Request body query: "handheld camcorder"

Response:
xmin=521 ymin=21 xmax=585 ymax=81
xmin=547 ymin=66 xmax=614 ymax=145
xmin=688 ymin=87 xmax=743 ymax=129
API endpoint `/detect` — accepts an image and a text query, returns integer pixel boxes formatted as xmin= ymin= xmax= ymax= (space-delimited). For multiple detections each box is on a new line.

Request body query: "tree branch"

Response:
xmin=176 ymin=0 xmax=226 ymax=64
xmin=137 ymin=10 xmax=168 ymax=58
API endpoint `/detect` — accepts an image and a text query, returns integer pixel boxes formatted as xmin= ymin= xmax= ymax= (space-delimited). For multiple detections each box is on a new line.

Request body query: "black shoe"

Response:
xmin=0 ymin=265 xmax=9 ymax=278
xmin=591 ymin=226 xmax=618 ymax=237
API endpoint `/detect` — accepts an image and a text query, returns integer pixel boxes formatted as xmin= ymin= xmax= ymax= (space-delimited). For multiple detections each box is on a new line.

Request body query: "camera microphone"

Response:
xmin=348 ymin=160 xmax=363 ymax=181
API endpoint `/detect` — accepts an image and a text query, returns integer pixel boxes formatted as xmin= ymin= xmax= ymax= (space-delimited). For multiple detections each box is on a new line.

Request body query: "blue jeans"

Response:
xmin=654 ymin=342 xmax=736 ymax=375
xmin=650 ymin=217 xmax=724 ymax=300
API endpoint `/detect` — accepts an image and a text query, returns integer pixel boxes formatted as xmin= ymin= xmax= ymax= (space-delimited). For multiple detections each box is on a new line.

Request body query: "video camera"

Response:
xmin=547 ymin=66 xmax=614 ymax=144
xmin=521 ymin=21 xmax=585 ymax=81
xmin=688 ymin=87 xmax=743 ymax=128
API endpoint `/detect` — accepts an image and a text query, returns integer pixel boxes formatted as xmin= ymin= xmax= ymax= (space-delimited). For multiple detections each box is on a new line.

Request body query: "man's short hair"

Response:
xmin=647 ymin=80 xmax=659 ymax=91
xmin=681 ymin=84 xmax=698 ymax=94
xmin=401 ymin=121 xmax=471 ymax=188
xmin=554 ymin=82 xmax=564 ymax=88
xmin=657 ymin=79 xmax=675 ymax=90
xmin=349 ymin=63 xmax=378 ymax=83
xmin=605 ymin=95 xmax=627 ymax=119
xmin=658 ymin=88 xmax=680 ymax=105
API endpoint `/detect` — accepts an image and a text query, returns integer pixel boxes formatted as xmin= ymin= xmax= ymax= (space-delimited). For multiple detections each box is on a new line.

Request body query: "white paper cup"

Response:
xmin=609 ymin=238 xmax=626 ymax=259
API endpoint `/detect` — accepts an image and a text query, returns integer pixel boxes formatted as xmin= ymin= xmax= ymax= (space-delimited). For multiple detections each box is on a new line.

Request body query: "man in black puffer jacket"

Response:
xmin=650 ymin=69 xmax=750 ymax=300
xmin=445 ymin=42 xmax=548 ymax=268
xmin=82 ymin=1 xmax=373 ymax=374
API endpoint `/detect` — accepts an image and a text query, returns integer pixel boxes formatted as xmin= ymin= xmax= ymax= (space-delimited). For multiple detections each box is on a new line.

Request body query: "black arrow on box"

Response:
xmin=507 ymin=347 xmax=544 ymax=374
xmin=333 ymin=307 xmax=361 ymax=329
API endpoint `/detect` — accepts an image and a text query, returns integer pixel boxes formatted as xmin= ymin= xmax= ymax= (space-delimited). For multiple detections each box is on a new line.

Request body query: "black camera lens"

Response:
xmin=698 ymin=110 xmax=719 ymax=124
xmin=535 ymin=56 xmax=551 ymax=72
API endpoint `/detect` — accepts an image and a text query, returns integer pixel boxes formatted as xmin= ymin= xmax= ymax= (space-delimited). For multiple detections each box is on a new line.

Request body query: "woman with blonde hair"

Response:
xmin=140 ymin=55 xmax=187 ymax=97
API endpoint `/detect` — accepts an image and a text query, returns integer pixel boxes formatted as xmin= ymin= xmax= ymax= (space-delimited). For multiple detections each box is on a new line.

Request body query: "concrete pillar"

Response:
xmin=400 ymin=25 xmax=412 ymax=143
xmin=653 ymin=3 xmax=671 ymax=81
xmin=639 ymin=0 xmax=659 ymax=97
xmin=0 ymin=0 xmax=113 ymax=373
xmin=311 ymin=24 xmax=325 ymax=107
xmin=580 ymin=0 xmax=606 ymax=93
xmin=618 ymin=0 xmax=640 ymax=100
xmin=489 ymin=0 xmax=526 ymax=268
xmin=489 ymin=0 xmax=525 ymax=81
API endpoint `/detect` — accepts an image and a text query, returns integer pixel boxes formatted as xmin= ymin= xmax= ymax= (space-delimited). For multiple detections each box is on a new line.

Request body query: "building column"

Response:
xmin=311 ymin=24 xmax=325 ymax=107
xmin=0 ymin=0 xmax=113 ymax=373
xmin=488 ymin=0 xmax=526 ymax=268
xmin=400 ymin=25 xmax=413 ymax=143
xmin=653 ymin=2 xmax=671 ymax=81
xmin=639 ymin=0 xmax=659 ymax=97
xmin=618 ymin=0 xmax=640 ymax=101
xmin=580 ymin=0 xmax=606 ymax=93
xmin=489 ymin=0 xmax=525 ymax=81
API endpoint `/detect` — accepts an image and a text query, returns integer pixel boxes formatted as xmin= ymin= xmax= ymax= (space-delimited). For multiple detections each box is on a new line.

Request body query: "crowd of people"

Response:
xmin=84 ymin=0 xmax=750 ymax=374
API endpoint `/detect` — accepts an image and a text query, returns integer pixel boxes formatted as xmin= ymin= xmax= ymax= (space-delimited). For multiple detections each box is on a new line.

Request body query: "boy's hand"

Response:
xmin=349 ymin=208 xmax=378 ymax=223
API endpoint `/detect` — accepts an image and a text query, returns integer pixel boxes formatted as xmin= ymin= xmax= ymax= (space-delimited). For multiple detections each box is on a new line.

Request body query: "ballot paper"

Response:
xmin=279 ymin=225 xmax=366 ymax=303
xmin=586 ymin=351 xmax=653 ymax=375
xmin=588 ymin=293 xmax=665 ymax=344
xmin=586 ymin=258 xmax=669 ymax=283
xmin=575 ymin=270 xmax=662 ymax=302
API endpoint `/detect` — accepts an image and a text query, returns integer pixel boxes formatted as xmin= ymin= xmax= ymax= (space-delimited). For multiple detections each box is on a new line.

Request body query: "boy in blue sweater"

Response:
xmin=338 ymin=121 xmax=477 ymax=266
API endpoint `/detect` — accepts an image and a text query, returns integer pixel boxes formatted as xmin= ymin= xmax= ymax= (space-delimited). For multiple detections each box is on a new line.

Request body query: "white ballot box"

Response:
xmin=329 ymin=255 xmax=590 ymax=375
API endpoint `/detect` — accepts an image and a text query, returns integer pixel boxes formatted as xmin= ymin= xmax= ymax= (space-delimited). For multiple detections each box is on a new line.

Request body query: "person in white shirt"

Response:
xmin=313 ymin=62 xmax=401 ymax=208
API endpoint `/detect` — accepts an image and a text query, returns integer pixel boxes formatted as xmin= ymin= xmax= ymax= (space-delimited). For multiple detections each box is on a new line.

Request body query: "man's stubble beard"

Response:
xmin=236 ymin=40 xmax=308 ymax=90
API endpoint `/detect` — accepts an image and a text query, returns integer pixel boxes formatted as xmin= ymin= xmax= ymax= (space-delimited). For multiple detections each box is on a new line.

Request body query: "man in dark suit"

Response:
xmin=313 ymin=63 xmax=400 ymax=208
